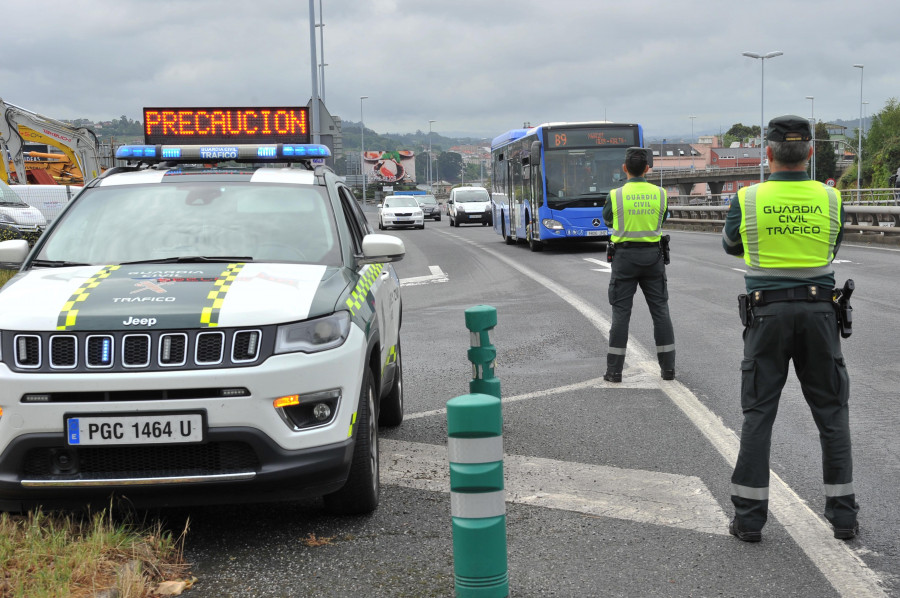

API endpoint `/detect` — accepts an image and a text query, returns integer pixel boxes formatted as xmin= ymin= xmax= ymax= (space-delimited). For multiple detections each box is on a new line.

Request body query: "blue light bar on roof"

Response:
xmin=116 ymin=145 xmax=157 ymax=159
xmin=114 ymin=143 xmax=332 ymax=164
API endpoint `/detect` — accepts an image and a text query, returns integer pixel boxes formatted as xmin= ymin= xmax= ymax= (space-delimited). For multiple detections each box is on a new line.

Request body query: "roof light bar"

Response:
xmin=115 ymin=143 xmax=331 ymax=164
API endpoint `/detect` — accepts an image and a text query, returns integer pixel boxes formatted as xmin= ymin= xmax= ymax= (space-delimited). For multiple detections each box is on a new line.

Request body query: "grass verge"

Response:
xmin=0 ymin=269 xmax=14 ymax=287
xmin=0 ymin=509 xmax=191 ymax=598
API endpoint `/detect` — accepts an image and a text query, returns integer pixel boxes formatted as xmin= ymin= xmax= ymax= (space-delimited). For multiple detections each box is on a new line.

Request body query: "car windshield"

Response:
xmin=544 ymin=147 xmax=626 ymax=207
xmin=0 ymin=181 xmax=30 ymax=207
xmin=384 ymin=196 xmax=419 ymax=208
xmin=34 ymin=182 xmax=342 ymax=266
xmin=454 ymin=189 xmax=489 ymax=203
xmin=416 ymin=195 xmax=437 ymax=205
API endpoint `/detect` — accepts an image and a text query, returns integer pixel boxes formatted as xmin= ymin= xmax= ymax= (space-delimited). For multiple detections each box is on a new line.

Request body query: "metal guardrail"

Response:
xmin=667 ymin=204 xmax=900 ymax=236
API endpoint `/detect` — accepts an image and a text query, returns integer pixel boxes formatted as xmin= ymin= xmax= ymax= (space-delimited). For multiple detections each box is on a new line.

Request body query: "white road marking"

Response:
xmin=434 ymin=231 xmax=886 ymax=598
xmin=405 ymin=370 xmax=658 ymax=422
xmin=584 ymin=257 xmax=611 ymax=273
xmin=400 ymin=265 xmax=448 ymax=287
xmin=381 ymin=439 xmax=730 ymax=535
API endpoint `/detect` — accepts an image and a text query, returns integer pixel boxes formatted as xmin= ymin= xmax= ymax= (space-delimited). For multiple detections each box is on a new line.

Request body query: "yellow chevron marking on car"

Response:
xmin=347 ymin=411 xmax=358 ymax=438
xmin=382 ymin=344 xmax=397 ymax=375
xmin=345 ymin=263 xmax=384 ymax=315
xmin=56 ymin=265 xmax=121 ymax=330
xmin=200 ymin=263 xmax=246 ymax=327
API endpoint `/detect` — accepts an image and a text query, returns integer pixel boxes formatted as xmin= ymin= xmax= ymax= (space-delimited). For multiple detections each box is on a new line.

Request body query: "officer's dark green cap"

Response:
xmin=767 ymin=115 xmax=812 ymax=142
xmin=626 ymin=147 xmax=653 ymax=168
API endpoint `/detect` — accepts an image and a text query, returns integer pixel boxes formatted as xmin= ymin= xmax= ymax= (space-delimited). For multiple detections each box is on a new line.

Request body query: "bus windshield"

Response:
xmin=544 ymin=148 xmax=627 ymax=208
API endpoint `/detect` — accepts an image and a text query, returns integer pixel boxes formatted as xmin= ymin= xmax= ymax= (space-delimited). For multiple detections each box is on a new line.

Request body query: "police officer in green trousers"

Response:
xmin=602 ymin=147 xmax=675 ymax=383
xmin=722 ymin=115 xmax=858 ymax=542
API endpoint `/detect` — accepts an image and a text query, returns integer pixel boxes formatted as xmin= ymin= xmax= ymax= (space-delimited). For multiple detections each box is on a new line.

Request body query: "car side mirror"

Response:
xmin=360 ymin=233 xmax=405 ymax=264
xmin=0 ymin=239 xmax=30 ymax=266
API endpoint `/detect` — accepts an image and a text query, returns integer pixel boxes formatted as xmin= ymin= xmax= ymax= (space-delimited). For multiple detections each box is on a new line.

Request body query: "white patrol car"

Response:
xmin=0 ymin=142 xmax=405 ymax=514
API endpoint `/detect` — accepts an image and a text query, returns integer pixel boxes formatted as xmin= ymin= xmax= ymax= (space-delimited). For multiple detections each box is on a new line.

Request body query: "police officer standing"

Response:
xmin=602 ymin=147 xmax=675 ymax=383
xmin=722 ymin=115 xmax=858 ymax=542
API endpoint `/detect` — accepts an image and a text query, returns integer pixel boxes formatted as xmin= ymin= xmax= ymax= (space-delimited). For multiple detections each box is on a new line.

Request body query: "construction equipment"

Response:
xmin=0 ymin=97 xmax=102 ymax=185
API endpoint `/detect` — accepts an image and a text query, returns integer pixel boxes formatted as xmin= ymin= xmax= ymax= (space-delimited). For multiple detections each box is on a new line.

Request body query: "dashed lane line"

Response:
xmin=400 ymin=265 xmax=449 ymax=287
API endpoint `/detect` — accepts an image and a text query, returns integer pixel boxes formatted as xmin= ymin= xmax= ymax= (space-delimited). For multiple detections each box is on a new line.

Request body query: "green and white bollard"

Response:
xmin=447 ymin=305 xmax=508 ymax=598
xmin=465 ymin=305 xmax=500 ymax=399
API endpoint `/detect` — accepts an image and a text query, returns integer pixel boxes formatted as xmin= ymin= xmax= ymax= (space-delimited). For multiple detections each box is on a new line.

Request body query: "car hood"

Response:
xmin=0 ymin=262 xmax=344 ymax=331
xmin=0 ymin=205 xmax=47 ymax=226
xmin=457 ymin=202 xmax=490 ymax=211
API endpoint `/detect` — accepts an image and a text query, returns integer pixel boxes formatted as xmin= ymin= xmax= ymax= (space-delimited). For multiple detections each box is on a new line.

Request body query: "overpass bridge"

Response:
xmin=653 ymin=166 xmax=767 ymax=196
xmin=656 ymin=160 xmax=855 ymax=196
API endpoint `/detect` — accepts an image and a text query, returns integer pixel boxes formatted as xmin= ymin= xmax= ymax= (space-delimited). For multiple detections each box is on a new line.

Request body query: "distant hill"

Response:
xmin=341 ymin=121 xmax=488 ymax=154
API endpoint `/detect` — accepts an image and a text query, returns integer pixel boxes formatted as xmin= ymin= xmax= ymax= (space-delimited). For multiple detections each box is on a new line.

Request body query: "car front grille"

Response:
xmin=21 ymin=442 xmax=259 ymax=480
xmin=5 ymin=326 xmax=273 ymax=373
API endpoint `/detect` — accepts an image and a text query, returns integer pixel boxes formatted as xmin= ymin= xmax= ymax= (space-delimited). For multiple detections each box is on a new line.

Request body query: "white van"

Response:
xmin=448 ymin=186 xmax=492 ymax=227
xmin=0 ymin=179 xmax=48 ymax=238
xmin=6 ymin=183 xmax=81 ymax=224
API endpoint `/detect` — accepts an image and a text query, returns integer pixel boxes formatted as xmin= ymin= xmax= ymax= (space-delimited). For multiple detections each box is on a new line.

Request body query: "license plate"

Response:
xmin=66 ymin=413 xmax=205 ymax=446
xmin=469 ymin=214 xmax=481 ymax=219
xmin=587 ymin=230 xmax=604 ymax=237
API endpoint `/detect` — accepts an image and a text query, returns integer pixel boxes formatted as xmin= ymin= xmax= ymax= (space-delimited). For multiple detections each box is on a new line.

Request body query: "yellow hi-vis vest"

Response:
xmin=737 ymin=181 xmax=841 ymax=277
xmin=609 ymin=181 xmax=667 ymax=243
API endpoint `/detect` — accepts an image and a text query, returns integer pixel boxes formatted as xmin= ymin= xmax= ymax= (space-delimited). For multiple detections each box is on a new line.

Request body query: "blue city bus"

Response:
xmin=490 ymin=121 xmax=643 ymax=251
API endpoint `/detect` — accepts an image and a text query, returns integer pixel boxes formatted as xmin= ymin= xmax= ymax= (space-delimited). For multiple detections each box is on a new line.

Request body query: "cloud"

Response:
xmin=2 ymin=0 xmax=897 ymax=141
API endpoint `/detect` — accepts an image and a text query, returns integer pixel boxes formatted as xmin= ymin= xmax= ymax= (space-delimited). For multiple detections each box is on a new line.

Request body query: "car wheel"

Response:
xmin=378 ymin=218 xmax=384 ymax=230
xmin=323 ymin=367 xmax=379 ymax=515
xmin=379 ymin=338 xmax=404 ymax=427
xmin=435 ymin=217 xmax=441 ymax=222
xmin=418 ymin=224 xmax=425 ymax=229
xmin=449 ymin=215 xmax=453 ymax=226
xmin=482 ymin=221 xmax=488 ymax=226
xmin=502 ymin=220 xmax=514 ymax=245
xmin=454 ymin=218 xmax=460 ymax=228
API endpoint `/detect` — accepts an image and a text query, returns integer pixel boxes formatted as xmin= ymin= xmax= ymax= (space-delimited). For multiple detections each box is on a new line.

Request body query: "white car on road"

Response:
xmin=378 ymin=195 xmax=424 ymax=230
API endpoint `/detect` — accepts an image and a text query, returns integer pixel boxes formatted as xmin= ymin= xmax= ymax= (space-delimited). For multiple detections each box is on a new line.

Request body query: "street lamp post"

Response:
xmin=688 ymin=115 xmax=696 ymax=171
xmin=428 ymin=120 xmax=436 ymax=192
xmin=743 ymin=50 xmax=783 ymax=182
xmin=360 ymin=96 xmax=368 ymax=203
xmin=854 ymin=64 xmax=864 ymax=200
xmin=805 ymin=95 xmax=815 ymax=181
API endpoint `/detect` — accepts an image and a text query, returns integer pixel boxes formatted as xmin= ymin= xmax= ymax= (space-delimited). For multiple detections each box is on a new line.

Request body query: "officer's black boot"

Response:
xmin=604 ymin=353 xmax=624 ymax=383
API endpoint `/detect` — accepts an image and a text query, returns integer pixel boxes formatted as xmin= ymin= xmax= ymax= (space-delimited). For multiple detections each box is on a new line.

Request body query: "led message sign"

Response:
xmin=545 ymin=126 xmax=638 ymax=149
xmin=143 ymin=107 xmax=310 ymax=145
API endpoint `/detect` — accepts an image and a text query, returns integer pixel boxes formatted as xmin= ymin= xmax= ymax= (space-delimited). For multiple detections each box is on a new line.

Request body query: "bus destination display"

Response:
xmin=546 ymin=126 xmax=638 ymax=149
xmin=143 ymin=107 xmax=310 ymax=145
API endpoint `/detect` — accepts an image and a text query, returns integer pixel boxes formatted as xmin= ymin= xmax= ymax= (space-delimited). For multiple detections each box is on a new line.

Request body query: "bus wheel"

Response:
xmin=527 ymin=223 xmax=544 ymax=252
xmin=502 ymin=220 xmax=514 ymax=245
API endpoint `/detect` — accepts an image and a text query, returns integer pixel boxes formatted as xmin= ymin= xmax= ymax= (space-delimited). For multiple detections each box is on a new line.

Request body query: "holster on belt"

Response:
xmin=606 ymin=242 xmax=616 ymax=263
xmin=660 ymin=235 xmax=671 ymax=265
xmin=738 ymin=294 xmax=753 ymax=328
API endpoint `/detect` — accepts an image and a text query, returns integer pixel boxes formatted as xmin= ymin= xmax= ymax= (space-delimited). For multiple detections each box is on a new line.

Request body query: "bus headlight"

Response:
xmin=542 ymin=219 xmax=564 ymax=230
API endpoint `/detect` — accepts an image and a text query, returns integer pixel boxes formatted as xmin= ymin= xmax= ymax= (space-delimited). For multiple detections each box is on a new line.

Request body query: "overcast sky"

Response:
xmin=3 ymin=0 xmax=897 ymax=142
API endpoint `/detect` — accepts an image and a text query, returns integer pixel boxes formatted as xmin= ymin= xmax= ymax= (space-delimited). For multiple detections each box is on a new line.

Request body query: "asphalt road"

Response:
xmin=171 ymin=212 xmax=898 ymax=597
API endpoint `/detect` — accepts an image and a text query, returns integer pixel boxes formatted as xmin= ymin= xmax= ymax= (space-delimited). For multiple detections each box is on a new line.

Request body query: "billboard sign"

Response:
xmin=362 ymin=150 xmax=415 ymax=184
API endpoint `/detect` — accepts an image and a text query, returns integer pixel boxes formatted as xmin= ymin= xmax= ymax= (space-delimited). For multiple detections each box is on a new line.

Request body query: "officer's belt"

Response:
xmin=616 ymin=241 xmax=659 ymax=248
xmin=749 ymin=285 xmax=833 ymax=307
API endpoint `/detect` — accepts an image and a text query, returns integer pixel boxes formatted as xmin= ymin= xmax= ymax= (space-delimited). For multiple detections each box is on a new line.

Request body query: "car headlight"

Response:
xmin=457 ymin=204 xmax=466 ymax=212
xmin=275 ymin=312 xmax=351 ymax=354
xmin=542 ymin=219 xmax=564 ymax=230
xmin=414 ymin=210 xmax=422 ymax=217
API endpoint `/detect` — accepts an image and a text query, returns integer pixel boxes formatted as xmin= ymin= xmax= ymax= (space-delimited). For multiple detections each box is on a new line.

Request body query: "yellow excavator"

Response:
xmin=0 ymin=97 xmax=103 ymax=185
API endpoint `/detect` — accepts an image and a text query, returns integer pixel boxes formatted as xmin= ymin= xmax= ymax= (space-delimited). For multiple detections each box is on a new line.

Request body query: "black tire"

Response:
xmin=379 ymin=338 xmax=404 ymax=427
xmin=418 ymin=224 xmax=425 ymax=229
xmin=527 ymin=220 xmax=544 ymax=252
xmin=323 ymin=368 xmax=379 ymax=515
xmin=454 ymin=218 xmax=460 ymax=228
xmin=378 ymin=218 xmax=384 ymax=230
xmin=502 ymin=219 xmax=514 ymax=245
